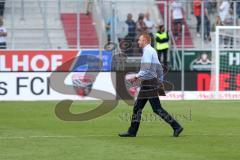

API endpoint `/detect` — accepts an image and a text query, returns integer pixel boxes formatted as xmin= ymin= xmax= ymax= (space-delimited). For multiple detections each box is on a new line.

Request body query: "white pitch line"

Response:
xmin=0 ymin=135 xmax=77 ymax=140
xmin=195 ymin=133 xmax=240 ymax=136
xmin=29 ymin=135 xmax=76 ymax=138
xmin=0 ymin=136 xmax=25 ymax=139
xmin=0 ymin=134 xmax=240 ymax=140
xmin=0 ymin=135 xmax=118 ymax=140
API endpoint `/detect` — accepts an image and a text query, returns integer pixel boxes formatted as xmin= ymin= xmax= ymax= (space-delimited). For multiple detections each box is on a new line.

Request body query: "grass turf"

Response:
xmin=0 ymin=100 xmax=240 ymax=160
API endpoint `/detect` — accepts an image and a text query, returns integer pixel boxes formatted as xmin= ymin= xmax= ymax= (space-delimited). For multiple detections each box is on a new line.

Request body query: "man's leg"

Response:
xmin=163 ymin=49 xmax=168 ymax=67
xmin=127 ymin=98 xmax=148 ymax=135
xmin=149 ymin=97 xmax=182 ymax=131
xmin=196 ymin=16 xmax=201 ymax=35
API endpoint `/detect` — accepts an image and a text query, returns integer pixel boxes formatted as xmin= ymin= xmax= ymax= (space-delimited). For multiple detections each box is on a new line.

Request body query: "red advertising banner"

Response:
xmin=0 ymin=50 xmax=79 ymax=71
xmin=197 ymin=73 xmax=240 ymax=91
xmin=165 ymin=72 xmax=240 ymax=91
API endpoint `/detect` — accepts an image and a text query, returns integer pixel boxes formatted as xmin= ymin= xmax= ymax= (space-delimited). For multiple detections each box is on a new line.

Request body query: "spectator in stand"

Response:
xmin=125 ymin=13 xmax=136 ymax=56
xmin=136 ymin=13 xmax=147 ymax=37
xmin=171 ymin=0 xmax=184 ymax=40
xmin=206 ymin=0 xmax=217 ymax=32
xmin=205 ymin=0 xmax=217 ymax=15
xmin=144 ymin=12 xmax=155 ymax=47
xmin=237 ymin=1 xmax=240 ymax=25
xmin=229 ymin=0 xmax=238 ymax=11
xmin=224 ymin=9 xmax=234 ymax=47
xmin=155 ymin=25 xmax=169 ymax=67
xmin=0 ymin=0 xmax=5 ymax=17
xmin=125 ymin=13 xmax=136 ymax=42
xmin=218 ymin=0 xmax=230 ymax=25
xmin=106 ymin=15 xmax=115 ymax=44
xmin=134 ymin=13 xmax=147 ymax=56
xmin=84 ymin=0 xmax=94 ymax=15
xmin=204 ymin=3 xmax=211 ymax=41
xmin=193 ymin=0 xmax=202 ymax=37
xmin=0 ymin=18 xmax=7 ymax=49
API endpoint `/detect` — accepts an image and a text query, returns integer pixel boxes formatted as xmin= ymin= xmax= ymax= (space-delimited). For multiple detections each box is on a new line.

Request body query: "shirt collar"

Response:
xmin=143 ymin=44 xmax=151 ymax=53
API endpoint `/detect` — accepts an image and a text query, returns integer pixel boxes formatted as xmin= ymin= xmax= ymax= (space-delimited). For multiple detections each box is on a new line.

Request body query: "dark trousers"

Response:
xmin=204 ymin=16 xmax=210 ymax=40
xmin=196 ymin=16 xmax=201 ymax=33
xmin=0 ymin=42 xmax=6 ymax=49
xmin=0 ymin=1 xmax=5 ymax=16
xmin=157 ymin=49 xmax=168 ymax=67
xmin=107 ymin=34 xmax=111 ymax=43
xmin=128 ymin=82 xmax=181 ymax=135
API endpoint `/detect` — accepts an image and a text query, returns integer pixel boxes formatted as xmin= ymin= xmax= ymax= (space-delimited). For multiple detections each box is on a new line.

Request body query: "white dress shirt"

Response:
xmin=137 ymin=44 xmax=163 ymax=81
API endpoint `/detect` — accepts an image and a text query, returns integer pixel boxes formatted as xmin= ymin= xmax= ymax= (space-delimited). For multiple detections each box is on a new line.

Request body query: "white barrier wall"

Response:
xmin=0 ymin=72 xmax=116 ymax=101
xmin=1 ymin=72 xmax=240 ymax=101
xmin=1 ymin=50 xmax=240 ymax=100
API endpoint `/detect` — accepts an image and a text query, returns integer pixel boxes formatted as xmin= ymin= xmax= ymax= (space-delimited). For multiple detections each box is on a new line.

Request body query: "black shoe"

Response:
xmin=173 ymin=127 xmax=183 ymax=137
xmin=119 ymin=132 xmax=136 ymax=137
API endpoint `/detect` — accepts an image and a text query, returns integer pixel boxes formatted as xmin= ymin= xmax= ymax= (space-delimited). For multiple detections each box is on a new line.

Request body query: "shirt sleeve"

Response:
xmin=137 ymin=52 xmax=152 ymax=79
xmin=156 ymin=64 xmax=164 ymax=81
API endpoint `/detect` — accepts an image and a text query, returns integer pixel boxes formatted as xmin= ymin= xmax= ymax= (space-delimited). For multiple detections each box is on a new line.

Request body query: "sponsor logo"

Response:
xmin=0 ymin=50 xmax=78 ymax=71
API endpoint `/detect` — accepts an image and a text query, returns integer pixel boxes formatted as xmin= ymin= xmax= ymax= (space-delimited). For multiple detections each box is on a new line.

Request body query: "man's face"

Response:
xmin=127 ymin=14 xmax=132 ymax=20
xmin=138 ymin=36 xmax=146 ymax=48
xmin=160 ymin=26 xmax=164 ymax=32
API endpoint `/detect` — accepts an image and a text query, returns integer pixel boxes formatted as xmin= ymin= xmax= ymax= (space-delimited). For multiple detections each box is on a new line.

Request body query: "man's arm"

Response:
xmin=136 ymin=52 xmax=152 ymax=80
xmin=0 ymin=28 xmax=7 ymax=37
xmin=156 ymin=64 xmax=164 ymax=82
xmin=0 ymin=32 xmax=7 ymax=37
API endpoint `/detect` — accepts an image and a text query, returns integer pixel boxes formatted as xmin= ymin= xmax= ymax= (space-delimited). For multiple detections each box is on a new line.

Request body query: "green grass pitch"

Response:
xmin=0 ymin=100 xmax=240 ymax=160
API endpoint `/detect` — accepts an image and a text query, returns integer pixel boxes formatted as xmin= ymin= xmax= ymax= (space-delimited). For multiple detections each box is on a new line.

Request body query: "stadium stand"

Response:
xmin=61 ymin=13 xmax=99 ymax=48
xmin=157 ymin=0 xmax=194 ymax=48
xmin=4 ymin=0 xmax=67 ymax=49
xmin=2 ymin=0 xmax=240 ymax=51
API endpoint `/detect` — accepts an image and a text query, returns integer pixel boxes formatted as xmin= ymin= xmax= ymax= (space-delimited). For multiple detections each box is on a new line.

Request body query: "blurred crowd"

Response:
xmin=171 ymin=0 xmax=240 ymax=42
xmin=106 ymin=11 xmax=160 ymax=56
xmin=105 ymin=0 xmax=240 ymax=52
xmin=174 ymin=0 xmax=240 ymax=40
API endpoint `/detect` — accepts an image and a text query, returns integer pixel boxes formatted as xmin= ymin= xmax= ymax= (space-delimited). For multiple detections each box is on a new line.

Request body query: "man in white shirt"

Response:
xmin=171 ymin=0 xmax=184 ymax=39
xmin=219 ymin=0 xmax=230 ymax=24
xmin=0 ymin=18 xmax=7 ymax=49
xmin=119 ymin=33 xmax=183 ymax=137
